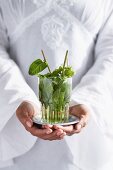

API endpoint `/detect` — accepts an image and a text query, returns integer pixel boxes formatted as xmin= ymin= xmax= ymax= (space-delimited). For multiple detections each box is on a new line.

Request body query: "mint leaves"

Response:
xmin=29 ymin=50 xmax=75 ymax=123
xmin=29 ymin=50 xmax=75 ymax=78
xmin=29 ymin=59 xmax=48 ymax=75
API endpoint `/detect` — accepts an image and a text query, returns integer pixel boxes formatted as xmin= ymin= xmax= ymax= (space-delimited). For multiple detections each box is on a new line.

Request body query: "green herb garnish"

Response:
xmin=29 ymin=50 xmax=75 ymax=78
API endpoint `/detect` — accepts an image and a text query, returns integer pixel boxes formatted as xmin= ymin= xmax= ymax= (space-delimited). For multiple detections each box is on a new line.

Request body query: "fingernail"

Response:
xmin=57 ymin=132 xmax=62 ymax=136
xmin=63 ymin=132 xmax=66 ymax=136
xmin=54 ymin=125 xmax=60 ymax=129
xmin=57 ymin=130 xmax=64 ymax=136
xmin=77 ymin=124 xmax=82 ymax=130
xmin=26 ymin=121 xmax=32 ymax=128
xmin=46 ymin=130 xmax=52 ymax=134
xmin=60 ymin=133 xmax=66 ymax=138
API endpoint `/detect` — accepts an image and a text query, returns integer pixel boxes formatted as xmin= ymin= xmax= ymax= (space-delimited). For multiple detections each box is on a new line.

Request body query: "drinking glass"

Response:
xmin=38 ymin=76 xmax=72 ymax=124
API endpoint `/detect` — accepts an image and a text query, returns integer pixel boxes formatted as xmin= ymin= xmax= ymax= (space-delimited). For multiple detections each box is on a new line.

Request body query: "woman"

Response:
xmin=0 ymin=0 xmax=113 ymax=169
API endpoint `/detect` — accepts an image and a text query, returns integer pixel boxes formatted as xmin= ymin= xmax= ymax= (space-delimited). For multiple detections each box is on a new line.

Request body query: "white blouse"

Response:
xmin=0 ymin=0 xmax=113 ymax=169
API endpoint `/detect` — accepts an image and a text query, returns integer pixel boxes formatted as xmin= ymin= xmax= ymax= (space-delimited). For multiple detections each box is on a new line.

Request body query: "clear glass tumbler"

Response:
xmin=38 ymin=76 xmax=72 ymax=124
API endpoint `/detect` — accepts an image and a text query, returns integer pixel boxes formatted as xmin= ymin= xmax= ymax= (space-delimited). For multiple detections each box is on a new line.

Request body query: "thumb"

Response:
xmin=17 ymin=110 xmax=34 ymax=128
xmin=16 ymin=101 xmax=35 ymax=128
xmin=69 ymin=105 xmax=80 ymax=117
xmin=25 ymin=118 xmax=33 ymax=128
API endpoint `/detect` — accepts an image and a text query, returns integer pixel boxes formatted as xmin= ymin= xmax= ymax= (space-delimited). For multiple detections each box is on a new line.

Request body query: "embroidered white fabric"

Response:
xmin=10 ymin=0 xmax=92 ymax=49
xmin=41 ymin=15 xmax=70 ymax=49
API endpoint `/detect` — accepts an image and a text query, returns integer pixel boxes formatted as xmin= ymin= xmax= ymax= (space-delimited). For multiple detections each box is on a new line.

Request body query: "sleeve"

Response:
xmin=0 ymin=7 xmax=40 ymax=163
xmin=70 ymin=10 xmax=113 ymax=138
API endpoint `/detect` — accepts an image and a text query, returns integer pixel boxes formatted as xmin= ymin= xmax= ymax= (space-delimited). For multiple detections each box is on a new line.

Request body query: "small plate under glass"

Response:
xmin=33 ymin=115 xmax=79 ymax=126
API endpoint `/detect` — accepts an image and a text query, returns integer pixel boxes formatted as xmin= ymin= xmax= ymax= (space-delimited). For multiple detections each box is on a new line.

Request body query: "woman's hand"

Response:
xmin=16 ymin=101 xmax=66 ymax=141
xmin=52 ymin=104 xmax=90 ymax=136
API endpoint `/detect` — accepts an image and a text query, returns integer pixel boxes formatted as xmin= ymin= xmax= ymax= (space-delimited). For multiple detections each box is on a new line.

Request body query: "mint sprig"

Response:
xmin=29 ymin=50 xmax=75 ymax=78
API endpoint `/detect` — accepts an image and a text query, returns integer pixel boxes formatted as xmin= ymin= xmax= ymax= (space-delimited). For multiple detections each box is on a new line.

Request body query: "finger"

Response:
xmin=43 ymin=131 xmax=62 ymax=141
xmin=73 ymin=116 xmax=87 ymax=133
xmin=16 ymin=102 xmax=35 ymax=118
xmin=44 ymin=129 xmax=64 ymax=139
xmin=77 ymin=115 xmax=88 ymax=128
xmin=25 ymin=125 xmax=53 ymax=137
xmin=25 ymin=120 xmax=65 ymax=140
xmin=16 ymin=111 xmax=33 ymax=128
xmin=53 ymin=125 xmax=74 ymax=133
xmin=42 ymin=124 xmax=53 ymax=129
xmin=59 ymin=132 xmax=66 ymax=140
xmin=69 ymin=105 xmax=81 ymax=117
xmin=73 ymin=124 xmax=82 ymax=133
xmin=43 ymin=129 xmax=65 ymax=140
xmin=16 ymin=102 xmax=36 ymax=128
xmin=69 ymin=104 xmax=90 ymax=118
xmin=65 ymin=116 xmax=86 ymax=135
